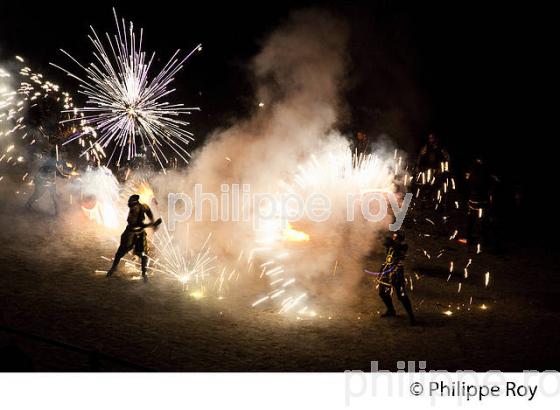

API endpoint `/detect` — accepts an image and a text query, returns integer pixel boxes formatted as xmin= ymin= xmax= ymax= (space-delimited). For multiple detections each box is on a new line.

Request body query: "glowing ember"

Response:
xmin=190 ymin=290 xmax=205 ymax=300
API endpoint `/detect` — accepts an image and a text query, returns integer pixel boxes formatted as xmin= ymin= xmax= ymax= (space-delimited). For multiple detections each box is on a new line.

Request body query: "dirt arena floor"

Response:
xmin=1 ymin=179 xmax=559 ymax=371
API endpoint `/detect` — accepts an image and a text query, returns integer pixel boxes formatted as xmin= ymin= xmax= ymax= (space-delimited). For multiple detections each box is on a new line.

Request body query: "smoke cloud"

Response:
xmin=151 ymin=9 xmax=398 ymax=311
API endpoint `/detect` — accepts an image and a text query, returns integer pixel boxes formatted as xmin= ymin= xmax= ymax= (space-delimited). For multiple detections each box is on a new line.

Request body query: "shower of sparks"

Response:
xmin=287 ymin=146 xmax=397 ymax=194
xmin=123 ymin=177 xmax=156 ymax=206
xmin=87 ymin=173 xmax=222 ymax=297
xmin=406 ymin=141 xmax=498 ymax=319
xmin=250 ymin=144 xmax=400 ymax=315
xmin=52 ymin=9 xmax=201 ymax=170
xmin=99 ymin=221 xmax=219 ymax=297
xmin=0 ymin=16 xmax=503 ymax=326
xmin=78 ymin=139 xmax=495 ymax=320
xmin=1 ymin=56 xmax=75 ymax=171
xmin=149 ymin=223 xmax=217 ymax=293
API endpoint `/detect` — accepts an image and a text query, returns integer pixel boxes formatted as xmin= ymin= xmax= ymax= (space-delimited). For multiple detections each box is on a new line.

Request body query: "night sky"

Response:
xmin=0 ymin=1 xmax=549 ymax=215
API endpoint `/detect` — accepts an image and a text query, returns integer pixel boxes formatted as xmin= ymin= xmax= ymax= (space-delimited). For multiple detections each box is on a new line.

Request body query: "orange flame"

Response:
xmin=283 ymin=223 xmax=310 ymax=242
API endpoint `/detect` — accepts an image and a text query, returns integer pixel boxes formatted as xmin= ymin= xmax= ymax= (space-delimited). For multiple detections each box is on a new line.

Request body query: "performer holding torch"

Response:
xmin=106 ymin=194 xmax=161 ymax=282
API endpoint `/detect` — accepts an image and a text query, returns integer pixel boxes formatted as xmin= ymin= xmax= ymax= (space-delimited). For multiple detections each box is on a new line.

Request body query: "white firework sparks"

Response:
xmin=249 ymin=142 xmax=400 ymax=315
xmin=1 ymin=55 xmax=76 ymax=171
xmin=52 ymin=9 xmax=201 ymax=169
xmin=150 ymin=224 xmax=217 ymax=294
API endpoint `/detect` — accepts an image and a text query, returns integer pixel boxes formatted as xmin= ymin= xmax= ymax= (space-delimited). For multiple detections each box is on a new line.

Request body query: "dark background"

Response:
xmin=0 ymin=0 xmax=552 ymax=240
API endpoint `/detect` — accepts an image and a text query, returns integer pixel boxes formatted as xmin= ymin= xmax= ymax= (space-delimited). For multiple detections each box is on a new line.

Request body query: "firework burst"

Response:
xmin=52 ymin=9 xmax=201 ymax=170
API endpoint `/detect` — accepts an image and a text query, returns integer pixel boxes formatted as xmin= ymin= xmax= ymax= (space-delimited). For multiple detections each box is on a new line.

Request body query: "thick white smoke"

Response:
xmin=150 ymin=10 xmax=398 ymax=311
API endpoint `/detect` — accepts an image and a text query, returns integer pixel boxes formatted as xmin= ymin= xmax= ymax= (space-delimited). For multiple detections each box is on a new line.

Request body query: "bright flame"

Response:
xmin=282 ymin=223 xmax=310 ymax=242
xmin=79 ymin=167 xmax=122 ymax=229
xmin=137 ymin=181 xmax=155 ymax=205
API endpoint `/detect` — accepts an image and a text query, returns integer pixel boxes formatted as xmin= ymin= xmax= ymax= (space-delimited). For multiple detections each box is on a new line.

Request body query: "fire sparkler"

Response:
xmin=52 ymin=9 xmax=201 ymax=170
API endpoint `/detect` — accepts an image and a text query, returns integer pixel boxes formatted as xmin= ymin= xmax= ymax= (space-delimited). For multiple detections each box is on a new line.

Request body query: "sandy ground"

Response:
xmin=1 ymin=179 xmax=559 ymax=371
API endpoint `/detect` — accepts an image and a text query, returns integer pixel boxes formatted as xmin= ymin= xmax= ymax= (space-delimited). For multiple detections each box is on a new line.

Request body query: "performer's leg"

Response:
xmin=141 ymin=254 xmax=148 ymax=282
xmin=394 ymin=269 xmax=415 ymax=324
xmin=396 ymin=293 xmax=415 ymax=324
xmin=26 ymin=184 xmax=44 ymax=209
xmin=49 ymin=186 xmax=58 ymax=216
xmin=135 ymin=233 xmax=149 ymax=282
xmin=107 ymin=232 xmax=133 ymax=277
xmin=379 ymin=282 xmax=396 ymax=317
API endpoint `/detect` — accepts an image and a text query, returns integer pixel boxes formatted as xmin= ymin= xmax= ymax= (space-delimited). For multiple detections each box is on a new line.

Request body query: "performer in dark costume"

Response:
xmin=413 ymin=133 xmax=451 ymax=210
xmin=378 ymin=231 xmax=416 ymax=325
xmin=25 ymin=155 xmax=70 ymax=216
xmin=106 ymin=194 xmax=161 ymax=282
xmin=416 ymin=133 xmax=449 ymax=172
xmin=465 ymin=157 xmax=501 ymax=250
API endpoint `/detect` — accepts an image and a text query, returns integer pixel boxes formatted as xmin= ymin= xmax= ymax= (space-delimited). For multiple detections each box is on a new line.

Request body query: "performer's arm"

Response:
xmin=55 ymin=164 xmax=71 ymax=178
xmin=144 ymin=205 xmax=155 ymax=223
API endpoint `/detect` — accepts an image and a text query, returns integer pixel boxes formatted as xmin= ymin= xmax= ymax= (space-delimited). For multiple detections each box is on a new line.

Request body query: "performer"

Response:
xmin=416 ymin=133 xmax=449 ymax=171
xmin=106 ymin=194 xmax=161 ymax=282
xmin=377 ymin=231 xmax=416 ymax=325
xmin=414 ymin=133 xmax=451 ymax=210
xmin=354 ymin=131 xmax=369 ymax=155
xmin=25 ymin=152 xmax=70 ymax=216
xmin=465 ymin=157 xmax=498 ymax=248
